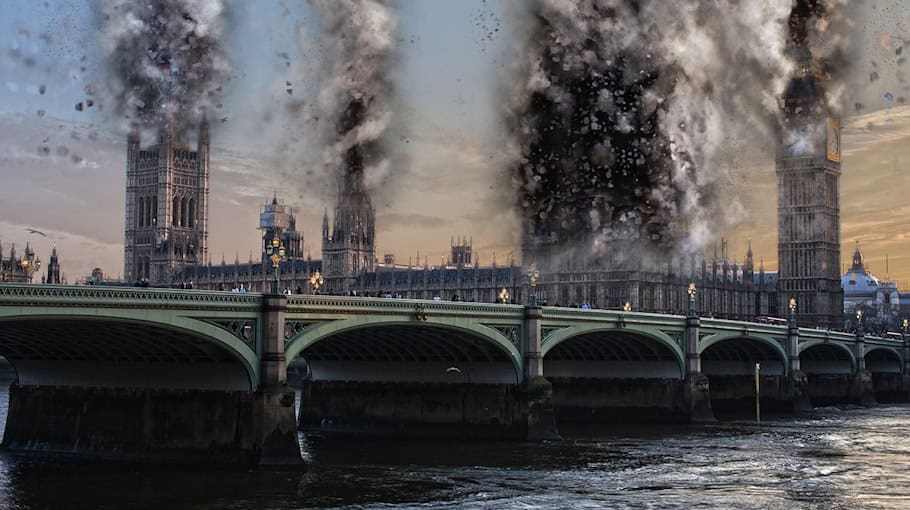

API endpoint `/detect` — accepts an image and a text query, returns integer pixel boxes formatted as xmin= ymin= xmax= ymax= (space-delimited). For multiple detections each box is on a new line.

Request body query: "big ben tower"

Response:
xmin=776 ymin=1 xmax=844 ymax=329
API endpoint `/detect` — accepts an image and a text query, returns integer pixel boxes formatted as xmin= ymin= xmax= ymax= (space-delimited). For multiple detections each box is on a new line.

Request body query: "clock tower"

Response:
xmin=776 ymin=9 xmax=844 ymax=328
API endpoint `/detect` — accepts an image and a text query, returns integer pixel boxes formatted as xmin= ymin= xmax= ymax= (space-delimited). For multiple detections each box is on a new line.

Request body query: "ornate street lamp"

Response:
xmin=265 ymin=236 xmax=286 ymax=294
xmin=623 ymin=302 xmax=632 ymax=312
xmin=20 ymin=257 xmax=41 ymax=284
xmin=309 ymin=270 xmax=324 ymax=295
xmin=789 ymin=297 xmax=797 ymax=327
xmin=527 ymin=264 xmax=540 ymax=306
xmin=856 ymin=309 xmax=864 ymax=338
xmin=498 ymin=287 xmax=509 ymax=304
xmin=687 ymin=282 xmax=697 ymax=318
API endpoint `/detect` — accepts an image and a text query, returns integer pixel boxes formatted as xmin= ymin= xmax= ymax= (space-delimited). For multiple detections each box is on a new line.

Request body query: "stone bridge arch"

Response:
xmin=285 ymin=315 xmax=523 ymax=384
xmin=798 ymin=340 xmax=857 ymax=375
xmin=540 ymin=325 xmax=685 ymax=378
xmin=699 ymin=332 xmax=788 ymax=376
xmin=0 ymin=309 xmax=259 ymax=391
xmin=864 ymin=346 xmax=903 ymax=374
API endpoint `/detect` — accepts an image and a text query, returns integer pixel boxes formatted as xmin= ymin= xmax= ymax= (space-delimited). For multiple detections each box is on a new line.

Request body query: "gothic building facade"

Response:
xmin=124 ymin=119 xmax=210 ymax=285
xmin=320 ymin=148 xmax=376 ymax=295
xmin=0 ymin=242 xmax=51 ymax=284
xmin=775 ymin=56 xmax=844 ymax=329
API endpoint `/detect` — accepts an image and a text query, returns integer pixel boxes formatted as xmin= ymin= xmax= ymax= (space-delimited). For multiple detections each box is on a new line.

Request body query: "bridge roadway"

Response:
xmin=0 ymin=284 xmax=905 ymax=466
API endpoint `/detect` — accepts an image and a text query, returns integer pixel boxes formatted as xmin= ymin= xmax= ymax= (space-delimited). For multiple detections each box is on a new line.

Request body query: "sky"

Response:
xmin=1 ymin=1 xmax=910 ymax=287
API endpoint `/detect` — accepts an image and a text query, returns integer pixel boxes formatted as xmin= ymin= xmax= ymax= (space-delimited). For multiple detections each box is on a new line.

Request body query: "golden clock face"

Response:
xmin=827 ymin=118 xmax=841 ymax=162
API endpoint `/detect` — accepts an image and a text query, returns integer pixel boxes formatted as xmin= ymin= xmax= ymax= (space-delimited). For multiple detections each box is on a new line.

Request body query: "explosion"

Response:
xmin=98 ymin=0 xmax=229 ymax=131
xmin=308 ymin=0 xmax=397 ymax=194
xmin=505 ymin=0 xmax=849 ymax=271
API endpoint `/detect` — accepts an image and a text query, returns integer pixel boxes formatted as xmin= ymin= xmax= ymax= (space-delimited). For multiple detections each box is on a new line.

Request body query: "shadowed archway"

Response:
xmin=0 ymin=318 xmax=255 ymax=391
xmin=542 ymin=330 xmax=683 ymax=379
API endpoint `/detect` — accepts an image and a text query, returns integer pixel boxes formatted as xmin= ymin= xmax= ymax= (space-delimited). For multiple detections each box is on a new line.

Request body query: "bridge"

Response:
xmin=0 ymin=284 xmax=905 ymax=466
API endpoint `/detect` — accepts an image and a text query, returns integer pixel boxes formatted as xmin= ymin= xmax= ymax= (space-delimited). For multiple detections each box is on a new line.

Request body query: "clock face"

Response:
xmin=826 ymin=118 xmax=841 ymax=162
xmin=784 ymin=127 xmax=812 ymax=156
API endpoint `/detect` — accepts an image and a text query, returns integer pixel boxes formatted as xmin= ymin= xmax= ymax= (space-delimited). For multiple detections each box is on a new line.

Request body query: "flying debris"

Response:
xmin=25 ymin=229 xmax=47 ymax=237
xmin=505 ymin=0 xmax=848 ymax=271
xmin=97 ymin=0 xmax=229 ymax=130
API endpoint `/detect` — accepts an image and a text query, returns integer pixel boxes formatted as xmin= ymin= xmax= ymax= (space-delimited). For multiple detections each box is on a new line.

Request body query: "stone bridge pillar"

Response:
xmin=523 ymin=306 xmax=559 ymax=441
xmin=256 ymin=295 xmax=304 ymax=466
xmin=852 ymin=332 xmax=875 ymax=405
xmin=787 ymin=325 xmax=811 ymax=411
xmin=684 ymin=315 xmax=713 ymax=422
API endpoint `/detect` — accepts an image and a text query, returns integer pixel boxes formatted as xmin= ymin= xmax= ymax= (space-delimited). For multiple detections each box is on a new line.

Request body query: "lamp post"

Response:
xmin=623 ymin=302 xmax=632 ymax=312
xmin=498 ymin=287 xmax=509 ymax=304
xmin=856 ymin=309 xmax=864 ymax=338
xmin=309 ymin=270 xmax=324 ymax=295
xmin=687 ymin=282 xmax=697 ymax=318
xmin=902 ymin=318 xmax=908 ymax=341
xmin=20 ymin=257 xmax=41 ymax=284
xmin=265 ymin=236 xmax=286 ymax=294
xmin=789 ymin=297 xmax=797 ymax=328
xmin=527 ymin=264 xmax=540 ymax=306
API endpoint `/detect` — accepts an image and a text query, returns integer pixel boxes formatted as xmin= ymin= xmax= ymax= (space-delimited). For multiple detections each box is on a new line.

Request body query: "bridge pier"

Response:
xmin=684 ymin=315 xmax=714 ymax=423
xmin=523 ymin=306 xmax=559 ymax=441
xmin=2 ymin=385 xmax=272 ymax=464
xmin=255 ymin=295 xmax=304 ymax=466
xmin=786 ymin=325 xmax=812 ymax=412
xmin=851 ymin=334 xmax=876 ymax=406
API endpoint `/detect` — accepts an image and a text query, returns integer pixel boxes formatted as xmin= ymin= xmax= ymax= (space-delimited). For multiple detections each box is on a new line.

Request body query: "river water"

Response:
xmin=0 ymin=388 xmax=909 ymax=509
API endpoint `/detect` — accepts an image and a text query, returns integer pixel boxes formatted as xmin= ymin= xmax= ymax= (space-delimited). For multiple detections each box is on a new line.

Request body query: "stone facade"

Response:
xmin=0 ymin=242 xmax=39 ymax=284
xmin=124 ymin=119 xmax=210 ymax=285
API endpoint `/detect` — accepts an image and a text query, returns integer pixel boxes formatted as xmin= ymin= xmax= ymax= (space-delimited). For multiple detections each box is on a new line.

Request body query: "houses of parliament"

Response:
xmin=111 ymin=48 xmax=855 ymax=330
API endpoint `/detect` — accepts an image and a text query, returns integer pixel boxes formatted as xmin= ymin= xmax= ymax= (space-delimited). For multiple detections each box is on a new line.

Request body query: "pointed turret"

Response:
xmin=850 ymin=241 xmax=865 ymax=272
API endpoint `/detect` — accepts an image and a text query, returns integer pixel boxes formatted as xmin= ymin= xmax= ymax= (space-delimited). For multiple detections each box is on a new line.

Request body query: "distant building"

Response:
xmin=0 ymin=242 xmax=40 ymax=283
xmin=842 ymin=243 xmax=908 ymax=332
xmin=450 ymin=237 xmax=472 ymax=266
xmin=321 ymin=150 xmax=376 ymax=294
xmin=260 ymin=194 xmax=304 ymax=262
xmin=124 ymin=119 xmax=210 ymax=285
xmin=177 ymin=195 xmax=320 ymax=293
xmin=45 ymin=245 xmax=61 ymax=284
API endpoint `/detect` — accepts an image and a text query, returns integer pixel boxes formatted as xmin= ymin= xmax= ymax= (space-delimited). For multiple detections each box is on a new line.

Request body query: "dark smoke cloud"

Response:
xmin=505 ymin=0 xmax=851 ymax=270
xmin=97 ymin=0 xmax=229 ymax=131
xmin=307 ymin=0 xmax=397 ymax=193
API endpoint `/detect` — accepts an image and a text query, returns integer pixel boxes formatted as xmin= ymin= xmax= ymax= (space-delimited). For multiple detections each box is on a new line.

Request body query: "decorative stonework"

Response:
xmin=283 ymin=321 xmax=326 ymax=346
xmin=490 ymin=325 xmax=520 ymax=348
xmin=203 ymin=319 xmax=257 ymax=349
xmin=664 ymin=331 xmax=685 ymax=349
xmin=541 ymin=326 xmax=569 ymax=341
xmin=0 ymin=283 xmax=261 ymax=311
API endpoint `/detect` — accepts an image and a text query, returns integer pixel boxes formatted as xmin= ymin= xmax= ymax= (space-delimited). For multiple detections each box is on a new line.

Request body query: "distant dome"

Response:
xmin=842 ymin=242 xmax=880 ymax=298
xmin=842 ymin=269 xmax=880 ymax=298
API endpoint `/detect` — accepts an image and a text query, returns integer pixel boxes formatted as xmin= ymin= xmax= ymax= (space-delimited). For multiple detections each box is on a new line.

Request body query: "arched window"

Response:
xmin=188 ymin=198 xmax=195 ymax=227
xmin=151 ymin=197 xmax=157 ymax=225
xmin=180 ymin=196 xmax=188 ymax=227
xmin=138 ymin=198 xmax=145 ymax=228
xmin=173 ymin=196 xmax=180 ymax=226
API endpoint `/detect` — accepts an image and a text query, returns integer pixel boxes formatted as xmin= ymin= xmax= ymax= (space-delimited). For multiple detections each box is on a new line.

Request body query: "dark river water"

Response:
xmin=1 ymin=388 xmax=910 ymax=509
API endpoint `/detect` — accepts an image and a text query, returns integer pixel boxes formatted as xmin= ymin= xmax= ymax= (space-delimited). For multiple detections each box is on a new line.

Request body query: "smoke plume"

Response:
xmin=307 ymin=0 xmax=397 ymax=194
xmin=505 ymin=0 xmax=849 ymax=270
xmin=97 ymin=0 xmax=229 ymax=131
